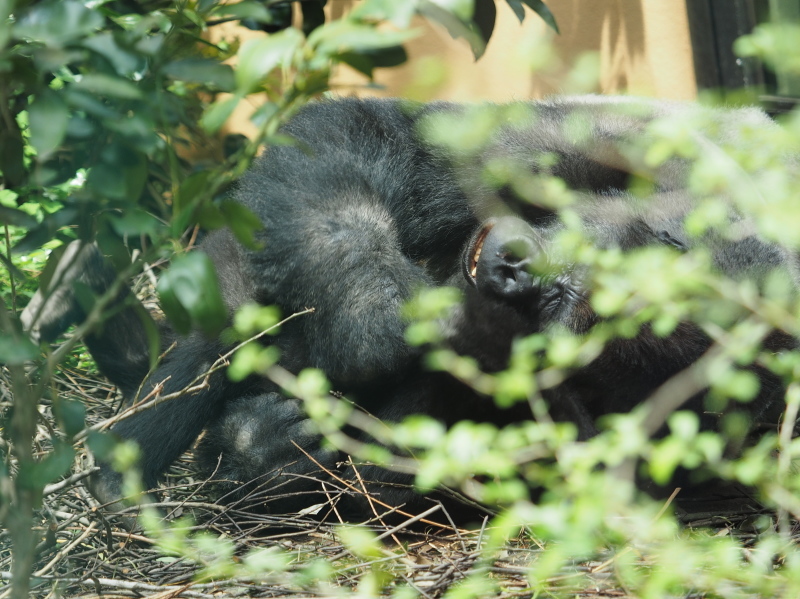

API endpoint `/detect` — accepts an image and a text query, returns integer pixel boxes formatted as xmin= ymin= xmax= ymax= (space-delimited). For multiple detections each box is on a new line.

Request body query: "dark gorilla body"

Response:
xmin=23 ymin=97 xmax=796 ymax=519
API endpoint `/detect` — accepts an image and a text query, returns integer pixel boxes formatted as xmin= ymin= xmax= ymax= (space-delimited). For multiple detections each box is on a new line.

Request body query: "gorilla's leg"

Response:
xmin=20 ymin=240 xmax=245 ymax=508
xmin=90 ymin=333 xmax=245 ymax=506
xmin=89 ymin=231 xmax=278 ymax=507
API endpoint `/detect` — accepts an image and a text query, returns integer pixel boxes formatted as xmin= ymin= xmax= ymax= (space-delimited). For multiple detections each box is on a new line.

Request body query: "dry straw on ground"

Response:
xmin=0 ymin=354 xmax=778 ymax=599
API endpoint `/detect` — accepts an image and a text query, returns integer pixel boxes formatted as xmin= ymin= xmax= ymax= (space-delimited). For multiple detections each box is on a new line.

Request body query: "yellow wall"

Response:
xmin=332 ymin=0 xmax=697 ymax=101
xmin=214 ymin=1 xmax=698 ymax=137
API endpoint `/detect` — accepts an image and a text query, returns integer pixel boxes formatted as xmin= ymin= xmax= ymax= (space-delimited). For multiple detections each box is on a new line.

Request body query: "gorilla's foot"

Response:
xmin=86 ymin=466 xmax=151 ymax=532
xmin=198 ymin=392 xmax=341 ymax=513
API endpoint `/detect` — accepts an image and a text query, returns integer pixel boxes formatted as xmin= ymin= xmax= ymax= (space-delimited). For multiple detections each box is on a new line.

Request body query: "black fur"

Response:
xmin=22 ymin=96 xmax=797 ymax=519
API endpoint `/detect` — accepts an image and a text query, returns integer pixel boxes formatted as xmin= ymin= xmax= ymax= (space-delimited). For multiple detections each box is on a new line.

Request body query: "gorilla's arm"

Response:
xmin=236 ymin=99 xmax=478 ymax=385
xmin=21 ymin=241 xmax=155 ymax=398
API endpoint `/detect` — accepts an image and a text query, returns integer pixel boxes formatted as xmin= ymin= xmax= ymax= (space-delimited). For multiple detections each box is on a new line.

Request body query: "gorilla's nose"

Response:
xmin=470 ymin=217 xmax=545 ymax=300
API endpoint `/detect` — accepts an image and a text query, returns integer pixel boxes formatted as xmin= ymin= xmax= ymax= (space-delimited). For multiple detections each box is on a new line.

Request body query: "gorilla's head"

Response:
xmin=462 ymin=216 xmax=596 ymax=335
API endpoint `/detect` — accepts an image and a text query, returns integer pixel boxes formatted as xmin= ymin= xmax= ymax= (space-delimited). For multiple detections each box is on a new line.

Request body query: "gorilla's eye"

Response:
xmin=469 ymin=223 xmax=494 ymax=279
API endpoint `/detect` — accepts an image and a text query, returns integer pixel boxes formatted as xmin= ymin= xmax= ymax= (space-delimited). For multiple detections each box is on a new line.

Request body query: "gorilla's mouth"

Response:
xmin=465 ymin=222 xmax=494 ymax=283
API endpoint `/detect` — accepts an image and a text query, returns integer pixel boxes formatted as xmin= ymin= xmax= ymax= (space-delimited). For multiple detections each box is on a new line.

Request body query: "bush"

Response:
xmin=4 ymin=1 xmax=800 ymax=598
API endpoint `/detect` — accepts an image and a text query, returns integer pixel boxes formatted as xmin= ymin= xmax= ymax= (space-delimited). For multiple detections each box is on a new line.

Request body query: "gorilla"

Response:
xmin=22 ymin=96 xmax=798 ymax=520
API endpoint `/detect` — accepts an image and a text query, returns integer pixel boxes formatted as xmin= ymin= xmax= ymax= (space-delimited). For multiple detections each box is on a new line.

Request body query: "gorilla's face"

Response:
xmin=463 ymin=216 xmax=595 ymax=333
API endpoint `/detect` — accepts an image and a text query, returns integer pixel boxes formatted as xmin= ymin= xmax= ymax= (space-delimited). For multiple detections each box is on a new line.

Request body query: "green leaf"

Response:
xmin=242 ymin=548 xmax=291 ymax=576
xmin=86 ymin=431 xmax=118 ymax=461
xmin=228 ymin=343 xmax=279 ymax=381
xmin=250 ymin=101 xmax=279 ymax=128
xmin=164 ymin=59 xmax=236 ymax=91
xmin=12 ymin=207 xmax=79 ymax=254
xmin=107 ymin=114 xmax=160 ymax=153
xmin=195 ymin=201 xmax=224 ymax=231
xmin=157 ymin=251 xmax=227 ymax=336
xmin=95 ymin=142 xmax=147 ymax=202
xmin=0 ymin=333 xmax=39 ymax=364
xmin=332 ymin=52 xmax=373 ymax=78
xmin=220 ymin=200 xmax=263 ymax=249
xmin=392 ymin=415 xmax=446 ymax=447
xmin=518 ymin=0 xmax=559 ymax=33
xmin=547 ymin=335 xmax=582 ymax=368
xmin=0 ymin=129 xmax=25 ymax=187
xmin=18 ymin=443 xmax=75 ymax=491
xmin=82 ymin=32 xmax=143 ymax=77
xmin=720 ymin=370 xmax=761 ymax=402
xmin=668 ymin=411 xmax=699 ymax=441
xmin=0 ymin=0 xmax=11 ymax=49
xmin=416 ymin=1 xmax=485 ymax=58
xmin=63 ymin=89 xmax=121 ymax=120
xmin=109 ymin=209 xmax=160 ymax=237
xmin=301 ymin=0 xmax=327 ymax=35
xmin=648 ymin=438 xmax=684 ymax=485
xmin=296 ymin=368 xmax=331 ymax=399
xmin=65 ymin=114 xmax=96 ymax=139
xmin=86 ymin=163 xmax=125 ymax=200
xmin=494 ymin=369 xmax=536 ymax=407
xmin=34 ymin=242 xmax=68 ymax=291
xmin=0 ymin=252 xmax=25 ymax=281
xmin=28 ymin=90 xmax=69 ymax=159
xmin=235 ymin=29 xmax=303 ymax=94
xmin=87 ymin=145 xmax=147 ymax=202
xmin=72 ymin=73 xmax=143 ymax=100
xmin=505 ymin=0 xmax=526 ymax=21
xmin=68 ymin=280 xmax=99 ymax=321
xmin=134 ymin=33 xmax=165 ymax=56
xmin=233 ymin=303 xmax=282 ymax=336
xmin=335 ymin=45 xmax=408 ymax=77
xmin=338 ymin=526 xmax=384 ymax=561
xmin=177 ymin=171 xmax=214 ymax=215
xmin=211 ymin=1 xmax=275 ymax=22
xmin=84 ymin=233 xmax=121 ymax=273
xmin=183 ymin=7 xmax=205 ymax=29
xmin=428 ymin=0 xmax=474 ymax=21
xmin=243 ymin=4 xmax=293 ymax=32
xmin=473 ymin=0 xmax=497 ymax=43
xmin=311 ymin=20 xmax=418 ymax=56
xmin=734 ymin=23 xmax=800 ymax=75
xmin=54 ymin=398 xmax=86 ymax=438
xmin=0 ymin=205 xmax=37 ymax=229
xmin=351 ymin=0 xmax=416 ymax=28
xmin=201 ymin=95 xmax=240 ymax=134
xmin=15 ymin=0 xmax=103 ymax=46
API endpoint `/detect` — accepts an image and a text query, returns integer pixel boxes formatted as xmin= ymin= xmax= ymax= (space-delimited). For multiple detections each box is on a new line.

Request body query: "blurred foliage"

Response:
xmin=228 ymin=29 xmax=800 ymax=599
xmin=0 ymin=0 xmax=558 ymax=595
xmin=8 ymin=1 xmax=800 ymax=599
